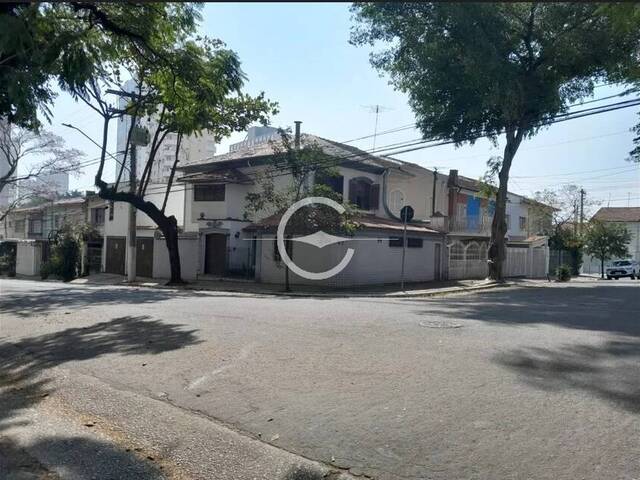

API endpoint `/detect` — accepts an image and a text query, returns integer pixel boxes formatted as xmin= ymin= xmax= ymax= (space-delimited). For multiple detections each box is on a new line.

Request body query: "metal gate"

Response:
xmin=136 ymin=238 xmax=154 ymax=278
xmin=105 ymin=237 xmax=125 ymax=275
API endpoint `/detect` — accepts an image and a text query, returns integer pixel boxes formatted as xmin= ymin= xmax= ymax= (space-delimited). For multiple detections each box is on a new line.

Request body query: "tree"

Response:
xmin=0 ymin=123 xmax=83 ymax=223
xmin=351 ymin=3 xmax=640 ymax=280
xmin=0 ymin=2 xmax=201 ymax=130
xmin=583 ymin=221 xmax=631 ymax=278
xmin=244 ymin=130 xmax=357 ymax=291
xmin=59 ymin=11 xmax=275 ymax=284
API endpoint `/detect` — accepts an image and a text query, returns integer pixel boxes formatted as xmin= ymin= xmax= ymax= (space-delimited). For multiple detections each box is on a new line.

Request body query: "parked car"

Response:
xmin=606 ymin=260 xmax=639 ymax=280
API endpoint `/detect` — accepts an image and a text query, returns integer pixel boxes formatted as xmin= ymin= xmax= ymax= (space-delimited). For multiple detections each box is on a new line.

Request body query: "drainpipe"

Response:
xmin=382 ymin=169 xmax=401 ymax=221
xmin=431 ymin=168 xmax=438 ymax=216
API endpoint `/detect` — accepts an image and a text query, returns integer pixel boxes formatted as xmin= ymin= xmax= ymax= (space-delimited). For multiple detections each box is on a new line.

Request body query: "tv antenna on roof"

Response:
xmin=362 ymin=104 xmax=392 ymax=151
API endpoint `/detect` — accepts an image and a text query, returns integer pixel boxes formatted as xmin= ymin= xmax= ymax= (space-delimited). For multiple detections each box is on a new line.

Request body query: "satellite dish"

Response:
xmin=400 ymin=205 xmax=414 ymax=223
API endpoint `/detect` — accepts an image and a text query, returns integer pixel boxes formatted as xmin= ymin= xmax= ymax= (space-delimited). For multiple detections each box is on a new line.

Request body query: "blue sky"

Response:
xmin=43 ymin=2 xmax=639 ymax=209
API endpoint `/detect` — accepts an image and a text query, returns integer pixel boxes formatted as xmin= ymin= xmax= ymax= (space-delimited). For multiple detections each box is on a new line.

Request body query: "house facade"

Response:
xmin=582 ymin=207 xmax=640 ymax=274
xmin=0 ymin=193 xmax=106 ymax=276
xmin=174 ymin=128 xmax=448 ymax=286
xmin=444 ymin=170 xmax=551 ymax=279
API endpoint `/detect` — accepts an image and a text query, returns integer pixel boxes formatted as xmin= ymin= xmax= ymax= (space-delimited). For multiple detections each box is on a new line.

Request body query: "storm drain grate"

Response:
xmin=419 ymin=320 xmax=463 ymax=329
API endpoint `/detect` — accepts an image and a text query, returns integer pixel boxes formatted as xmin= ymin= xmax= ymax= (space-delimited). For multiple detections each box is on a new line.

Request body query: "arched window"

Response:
xmin=466 ymin=242 xmax=481 ymax=261
xmin=450 ymin=241 xmax=464 ymax=261
xmin=348 ymin=177 xmax=379 ymax=210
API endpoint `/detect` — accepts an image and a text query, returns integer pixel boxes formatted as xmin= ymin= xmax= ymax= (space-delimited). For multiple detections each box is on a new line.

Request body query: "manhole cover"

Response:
xmin=419 ymin=320 xmax=463 ymax=329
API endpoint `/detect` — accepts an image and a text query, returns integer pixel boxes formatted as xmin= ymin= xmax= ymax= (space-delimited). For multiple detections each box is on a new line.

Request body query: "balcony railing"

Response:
xmin=449 ymin=215 xmax=492 ymax=234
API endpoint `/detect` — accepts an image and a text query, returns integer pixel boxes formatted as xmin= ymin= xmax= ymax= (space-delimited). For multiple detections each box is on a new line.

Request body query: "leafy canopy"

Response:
xmin=350 ymin=3 xmax=640 ymax=144
xmin=583 ymin=221 xmax=631 ymax=263
xmin=0 ymin=2 xmax=201 ymax=130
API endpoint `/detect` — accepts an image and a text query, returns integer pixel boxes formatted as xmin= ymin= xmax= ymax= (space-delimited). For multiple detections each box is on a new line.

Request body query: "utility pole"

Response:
xmin=579 ymin=188 xmax=585 ymax=234
xmin=127 ymin=144 xmax=137 ymax=282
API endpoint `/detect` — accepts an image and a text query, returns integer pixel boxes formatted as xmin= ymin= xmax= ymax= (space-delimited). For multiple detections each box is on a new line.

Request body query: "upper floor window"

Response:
xmin=519 ymin=216 xmax=527 ymax=231
xmin=28 ymin=219 xmax=42 ymax=235
xmin=14 ymin=219 xmax=25 ymax=233
xmin=194 ymin=184 xmax=225 ymax=202
xmin=389 ymin=189 xmax=405 ymax=214
xmin=505 ymin=214 xmax=511 ymax=229
xmin=91 ymin=207 xmax=105 ymax=226
xmin=108 ymin=201 xmax=114 ymax=221
xmin=315 ymin=172 xmax=344 ymax=195
xmin=348 ymin=177 xmax=379 ymax=210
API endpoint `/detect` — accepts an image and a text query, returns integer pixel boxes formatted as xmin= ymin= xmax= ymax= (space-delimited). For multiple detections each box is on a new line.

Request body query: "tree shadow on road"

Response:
xmin=414 ymin=285 xmax=640 ymax=414
xmin=0 ymin=315 xmax=201 ymax=478
xmin=494 ymin=339 xmax=640 ymax=414
xmin=0 ymin=285 xmax=204 ymax=317
xmin=413 ymin=284 xmax=640 ymax=337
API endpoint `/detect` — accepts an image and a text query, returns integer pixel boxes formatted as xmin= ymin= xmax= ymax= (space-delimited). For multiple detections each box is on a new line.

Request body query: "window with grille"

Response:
xmin=450 ymin=242 xmax=464 ymax=260
xmin=194 ymin=184 xmax=225 ymax=202
xmin=466 ymin=243 xmax=481 ymax=260
xmin=519 ymin=216 xmax=527 ymax=230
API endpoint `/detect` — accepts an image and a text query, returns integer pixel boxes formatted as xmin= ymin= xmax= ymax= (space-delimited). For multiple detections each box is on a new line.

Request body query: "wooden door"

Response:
xmin=205 ymin=233 xmax=227 ymax=276
xmin=105 ymin=237 xmax=126 ymax=275
xmin=136 ymin=237 xmax=154 ymax=278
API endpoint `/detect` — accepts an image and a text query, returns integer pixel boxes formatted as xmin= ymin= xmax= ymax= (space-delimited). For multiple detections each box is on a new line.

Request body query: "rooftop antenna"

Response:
xmin=607 ymin=192 xmax=611 ymax=207
xmin=362 ymin=104 xmax=392 ymax=151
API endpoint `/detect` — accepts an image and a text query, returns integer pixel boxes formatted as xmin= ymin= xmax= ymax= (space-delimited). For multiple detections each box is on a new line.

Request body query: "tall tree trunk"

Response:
xmin=488 ymin=129 xmax=524 ymax=281
xmin=600 ymin=257 xmax=604 ymax=279
xmin=96 ymin=180 xmax=184 ymax=285
xmin=159 ymin=215 xmax=182 ymax=285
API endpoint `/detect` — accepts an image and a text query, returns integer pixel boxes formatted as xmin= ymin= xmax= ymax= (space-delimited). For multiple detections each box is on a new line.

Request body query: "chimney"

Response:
xmin=447 ymin=169 xmax=458 ymax=188
xmin=294 ymin=121 xmax=302 ymax=150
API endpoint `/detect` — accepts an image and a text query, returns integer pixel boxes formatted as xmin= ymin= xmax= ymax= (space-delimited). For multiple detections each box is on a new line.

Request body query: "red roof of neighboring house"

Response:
xmin=591 ymin=207 xmax=640 ymax=223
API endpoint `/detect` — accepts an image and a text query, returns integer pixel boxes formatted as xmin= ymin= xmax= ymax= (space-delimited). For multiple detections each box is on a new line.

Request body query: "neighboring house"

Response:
xmin=444 ymin=170 xmax=551 ymax=279
xmin=115 ymin=79 xmax=217 ymax=183
xmin=582 ymin=207 xmax=640 ymax=274
xmin=0 ymin=193 xmax=105 ymax=276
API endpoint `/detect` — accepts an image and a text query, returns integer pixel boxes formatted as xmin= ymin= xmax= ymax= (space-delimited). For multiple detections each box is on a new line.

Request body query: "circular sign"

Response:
xmin=400 ymin=205 xmax=414 ymax=223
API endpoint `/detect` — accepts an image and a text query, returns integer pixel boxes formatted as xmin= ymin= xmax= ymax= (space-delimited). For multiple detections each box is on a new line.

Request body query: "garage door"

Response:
xmin=136 ymin=237 xmax=154 ymax=278
xmin=105 ymin=237 xmax=126 ymax=275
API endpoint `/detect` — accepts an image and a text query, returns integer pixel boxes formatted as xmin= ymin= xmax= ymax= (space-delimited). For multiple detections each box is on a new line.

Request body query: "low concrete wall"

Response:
xmin=152 ymin=237 xmax=199 ymax=281
xmin=15 ymin=242 xmax=42 ymax=276
xmin=256 ymin=231 xmax=445 ymax=288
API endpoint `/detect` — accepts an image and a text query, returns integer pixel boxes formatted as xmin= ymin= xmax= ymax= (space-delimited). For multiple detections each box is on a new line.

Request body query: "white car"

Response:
xmin=606 ymin=260 xmax=639 ymax=280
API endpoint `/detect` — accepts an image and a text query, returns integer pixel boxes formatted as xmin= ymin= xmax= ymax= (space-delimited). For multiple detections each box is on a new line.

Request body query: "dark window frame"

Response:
xmin=407 ymin=237 xmax=423 ymax=248
xmin=194 ymin=184 xmax=226 ymax=202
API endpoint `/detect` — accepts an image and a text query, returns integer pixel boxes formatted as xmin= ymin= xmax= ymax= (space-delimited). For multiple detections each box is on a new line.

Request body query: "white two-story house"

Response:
xmin=175 ymin=127 xmax=448 ymax=287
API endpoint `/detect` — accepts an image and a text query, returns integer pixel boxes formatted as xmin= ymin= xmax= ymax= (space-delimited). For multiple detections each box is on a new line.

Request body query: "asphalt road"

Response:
xmin=1 ymin=278 xmax=639 ymax=479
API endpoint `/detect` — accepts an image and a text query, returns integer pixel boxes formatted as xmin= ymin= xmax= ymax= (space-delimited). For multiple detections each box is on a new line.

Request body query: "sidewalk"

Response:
xmin=70 ymin=273 xmax=527 ymax=298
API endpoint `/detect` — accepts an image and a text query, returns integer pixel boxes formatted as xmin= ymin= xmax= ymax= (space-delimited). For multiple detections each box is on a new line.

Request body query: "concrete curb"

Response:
xmin=102 ymin=279 xmax=516 ymax=299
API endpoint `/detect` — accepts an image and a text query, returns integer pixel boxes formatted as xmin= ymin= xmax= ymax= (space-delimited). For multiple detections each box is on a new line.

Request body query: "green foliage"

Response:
xmin=244 ymin=130 xmax=357 ymax=236
xmin=42 ymin=223 xmax=83 ymax=282
xmin=0 ymin=3 xmax=203 ymax=130
xmin=556 ymin=264 xmax=572 ymax=282
xmin=351 ymin=3 xmax=640 ymax=145
xmin=351 ymin=3 xmax=640 ymax=280
xmin=583 ymin=221 xmax=631 ymax=264
xmin=0 ymin=243 xmax=16 ymax=276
